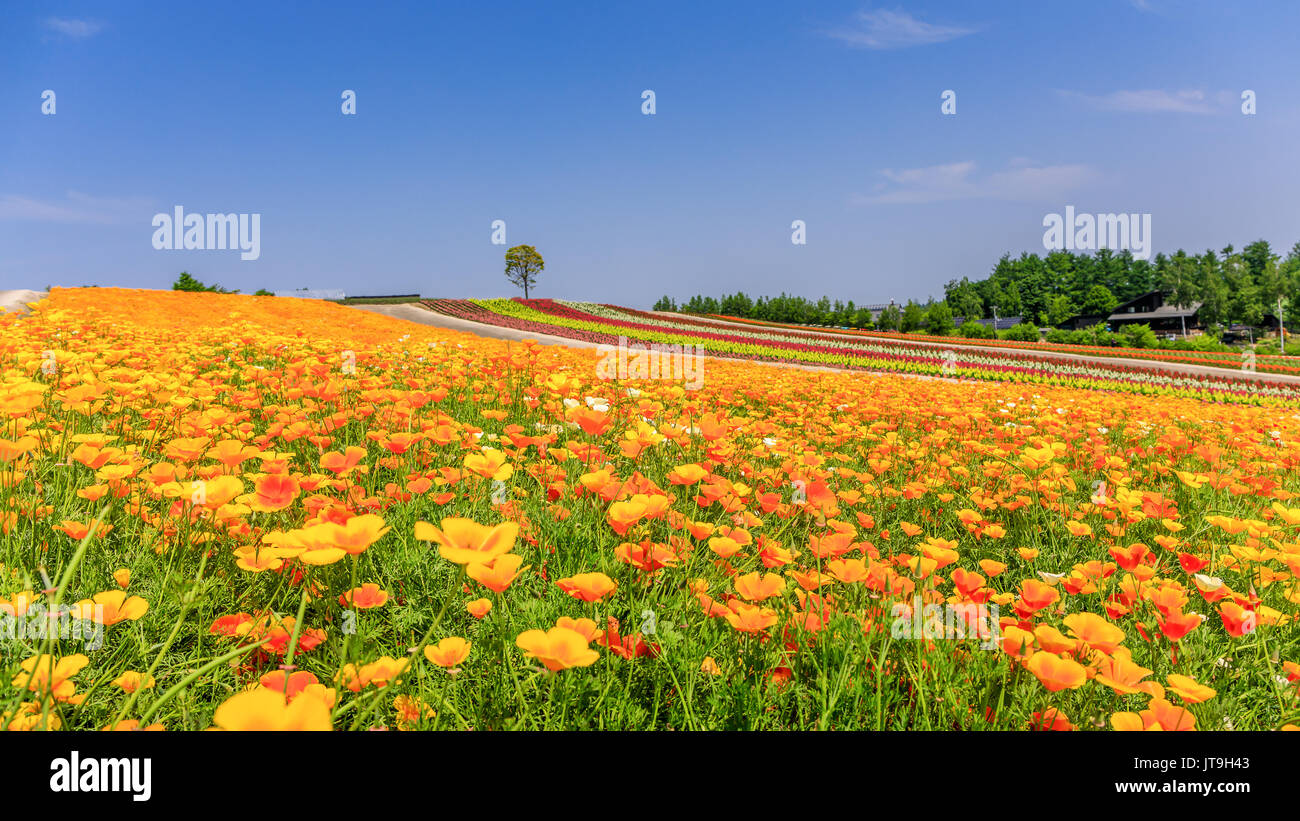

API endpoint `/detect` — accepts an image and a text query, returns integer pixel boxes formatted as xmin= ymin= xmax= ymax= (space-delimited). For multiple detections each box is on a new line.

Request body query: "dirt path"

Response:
xmin=0 ymin=290 xmax=47 ymax=314
xmin=354 ymin=303 xmax=608 ymax=348
xmin=351 ymin=303 xmax=907 ymax=378
xmin=652 ymin=311 xmax=1300 ymax=386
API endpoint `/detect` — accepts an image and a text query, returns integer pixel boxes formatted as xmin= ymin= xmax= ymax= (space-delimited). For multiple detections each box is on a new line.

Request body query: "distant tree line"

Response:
xmin=657 ymin=240 xmax=1300 ymax=337
xmin=947 ymin=241 xmax=1300 ymax=330
xmin=654 ymin=292 xmax=889 ymax=329
xmin=172 ymin=272 xmax=272 ymax=296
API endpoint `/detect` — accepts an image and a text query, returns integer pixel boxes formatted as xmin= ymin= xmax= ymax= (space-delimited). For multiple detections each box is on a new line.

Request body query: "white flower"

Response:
xmin=1193 ymin=573 xmax=1224 ymax=590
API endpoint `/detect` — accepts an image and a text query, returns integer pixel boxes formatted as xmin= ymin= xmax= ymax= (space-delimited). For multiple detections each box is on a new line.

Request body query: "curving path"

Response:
xmin=351 ymin=303 xmax=926 ymax=378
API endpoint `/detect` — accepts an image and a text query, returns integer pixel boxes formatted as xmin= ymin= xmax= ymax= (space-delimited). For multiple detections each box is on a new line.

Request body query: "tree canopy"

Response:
xmin=664 ymin=239 xmax=1300 ymax=334
xmin=504 ymin=245 xmax=545 ymax=299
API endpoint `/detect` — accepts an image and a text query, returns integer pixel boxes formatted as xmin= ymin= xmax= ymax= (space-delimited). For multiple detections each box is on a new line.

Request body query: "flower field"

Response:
xmin=2 ymin=286 xmax=1299 ymax=731
xmin=421 ymin=298 xmax=1300 ymax=405
xmin=706 ymin=312 xmax=1300 ymax=376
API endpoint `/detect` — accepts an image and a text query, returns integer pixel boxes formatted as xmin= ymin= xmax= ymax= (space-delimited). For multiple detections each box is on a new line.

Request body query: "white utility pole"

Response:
xmin=1280 ymin=295 xmax=1286 ymax=351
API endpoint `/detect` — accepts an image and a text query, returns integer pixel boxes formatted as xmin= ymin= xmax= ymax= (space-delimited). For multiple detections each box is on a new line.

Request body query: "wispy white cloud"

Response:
xmin=826 ymin=9 xmax=979 ymax=49
xmin=1057 ymin=88 xmax=1235 ymax=114
xmin=854 ymin=160 xmax=1096 ymax=204
xmin=43 ymin=18 xmax=104 ymax=39
xmin=0 ymin=192 xmax=149 ymax=224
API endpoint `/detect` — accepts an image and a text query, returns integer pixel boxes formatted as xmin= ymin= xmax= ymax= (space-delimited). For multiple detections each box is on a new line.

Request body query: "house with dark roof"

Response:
xmin=1107 ymin=291 xmax=1201 ymax=334
xmin=1059 ymin=291 xmax=1201 ymax=335
xmin=953 ymin=316 xmax=1025 ymax=330
xmin=1056 ymin=311 xmax=1110 ymax=332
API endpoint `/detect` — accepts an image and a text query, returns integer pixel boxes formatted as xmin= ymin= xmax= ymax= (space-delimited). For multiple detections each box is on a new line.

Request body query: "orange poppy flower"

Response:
xmin=1015 ymin=579 xmax=1059 ymax=617
xmin=212 ymin=687 xmax=332 ymax=731
xmin=723 ymin=601 xmax=779 ymax=633
xmin=668 ymin=464 xmax=709 ymax=485
xmin=734 ymin=571 xmax=787 ymax=601
xmin=73 ymin=590 xmax=149 ymax=625
xmin=1166 ymin=674 xmax=1216 ymax=703
xmin=555 ymin=617 xmax=600 ymax=642
xmin=424 ymin=637 xmax=472 ymax=668
xmin=1218 ymin=602 xmax=1257 ymax=637
xmin=556 ymin=572 xmax=618 ymax=602
xmin=259 ymin=670 xmax=322 ymax=700
xmin=515 ymin=626 xmax=600 ymax=671
xmin=607 ymin=499 xmax=648 ymax=536
xmin=339 ymin=583 xmax=389 ymax=609
xmin=320 ymin=446 xmax=368 ymax=475
xmin=1026 ymin=652 xmax=1087 ymax=692
xmin=414 ymin=518 xmax=519 ymax=565
xmin=468 ymin=554 xmax=529 ymax=593
xmin=1063 ymin=612 xmax=1125 ymax=654
xmin=245 ymin=473 xmax=300 ymax=512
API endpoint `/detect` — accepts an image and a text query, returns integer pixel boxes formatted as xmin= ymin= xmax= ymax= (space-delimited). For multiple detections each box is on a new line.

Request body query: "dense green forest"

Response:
xmin=656 ymin=241 xmax=1300 ymax=335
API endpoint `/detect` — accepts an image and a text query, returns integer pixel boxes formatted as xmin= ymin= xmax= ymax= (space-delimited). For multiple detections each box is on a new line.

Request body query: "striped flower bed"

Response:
xmin=418 ymin=298 xmax=1300 ymax=405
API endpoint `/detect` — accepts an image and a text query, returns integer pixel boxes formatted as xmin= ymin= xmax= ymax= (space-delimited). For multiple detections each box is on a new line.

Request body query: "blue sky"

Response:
xmin=3 ymin=1 xmax=1298 ymax=307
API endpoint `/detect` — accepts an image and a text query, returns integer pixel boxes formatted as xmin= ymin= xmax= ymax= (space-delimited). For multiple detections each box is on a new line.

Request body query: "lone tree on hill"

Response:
xmin=504 ymin=245 xmax=544 ymax=299
xmin=173 ymin=271 xmax=238 ymax=293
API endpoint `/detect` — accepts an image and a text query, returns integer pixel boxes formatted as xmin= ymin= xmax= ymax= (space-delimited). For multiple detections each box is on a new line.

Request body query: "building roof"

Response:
xmin=275 ymin=289 xmax=347 ymax=300
xmin=1107 ymin=301 xmax=1201 ymax=321
xmin=952 ymin=316 xmax=1023 ymax=329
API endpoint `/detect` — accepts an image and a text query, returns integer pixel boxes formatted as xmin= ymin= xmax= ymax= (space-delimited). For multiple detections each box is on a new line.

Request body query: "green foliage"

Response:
xmin=925 ymin=302 xmax=955 ymax=336
xmin=899 ymin=301 xmax=925 ymax=333
xmin=1119 ymin=323 xmax=1158 ymax=349
xmin=944 ymin=277 xmax=984 ymax=320
xmin=172 ymin=272 xmax=238 ymax=294
xmin=1253 ymin=337 xmax=1300 ymax=356
xmin=173 ymin=272 xmax=206 ymax=292
xmin=1000 ymin=321 xmax=1041 ymax=342
xmin=958 ymin=320 xmax=994 ymax=339
xmin=659 ymin=237 xmax=1300 ymax=338
xmin=504 ymin=245 xmax=545 ymax=299
xmin=1039 ymin=294 xmax=1077 ymax=327
xmin=851 ymin=308 xmax=875 ymax=330
xmin=1079 ymin=284 xmax=1118 ymax=315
